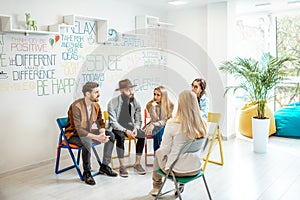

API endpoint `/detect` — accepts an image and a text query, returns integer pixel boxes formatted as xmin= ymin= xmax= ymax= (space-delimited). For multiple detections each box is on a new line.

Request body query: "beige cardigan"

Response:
xmin=159 ymin=118 xmax=202 ymax=173
xmin=64 ymin=98 xmax=105 ymax=140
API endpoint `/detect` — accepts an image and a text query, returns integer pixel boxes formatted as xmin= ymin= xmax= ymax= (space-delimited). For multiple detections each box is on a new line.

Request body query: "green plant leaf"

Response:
xmin=219 ymin=52 xmax=292 ymax=119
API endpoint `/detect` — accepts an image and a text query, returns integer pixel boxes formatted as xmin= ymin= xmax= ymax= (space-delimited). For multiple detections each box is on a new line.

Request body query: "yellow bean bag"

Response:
xmin=239 ymin=102 xmax=276 ymax=138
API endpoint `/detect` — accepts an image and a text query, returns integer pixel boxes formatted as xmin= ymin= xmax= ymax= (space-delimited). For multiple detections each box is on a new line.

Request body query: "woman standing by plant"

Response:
xmin=191 ymin=78 xmax=209 ymax=119
xmin=146 ymin=86 xmax=174 ymax=151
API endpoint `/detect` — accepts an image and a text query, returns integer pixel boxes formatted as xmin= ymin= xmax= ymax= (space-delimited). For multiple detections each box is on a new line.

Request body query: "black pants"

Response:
xmin=112 ymin=129 xmax=145 ymax=158
xmin=68 ymin=130 xmax=115 ymax=172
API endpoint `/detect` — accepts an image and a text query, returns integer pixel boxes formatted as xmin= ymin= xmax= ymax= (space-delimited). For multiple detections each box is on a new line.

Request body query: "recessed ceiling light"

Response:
xmin=287 ymin=0 xmax=300 ymax=4
xmin=168 ymin=1 xmax=188 ymax=6
xmin=255 ymin=2 xmax=271 ymax=7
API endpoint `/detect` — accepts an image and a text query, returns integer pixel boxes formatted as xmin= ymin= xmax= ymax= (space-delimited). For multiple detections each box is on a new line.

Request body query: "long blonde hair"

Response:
xmin=174 ymin=90 xmax=207 ymax=139
xmin=154 ymin=86 xmax=174 ymax=119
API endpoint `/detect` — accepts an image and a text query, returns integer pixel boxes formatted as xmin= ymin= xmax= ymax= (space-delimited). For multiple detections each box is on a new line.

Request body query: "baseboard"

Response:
xmin=222 ymin=133 xmax=236 ymax=141
xmin=0 ymin=157 xmax=57 ymax=178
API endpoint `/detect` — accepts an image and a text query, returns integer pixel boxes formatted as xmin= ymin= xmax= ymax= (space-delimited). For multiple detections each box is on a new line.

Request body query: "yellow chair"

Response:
xmin=239 ymin=102 xmax=276 ymax=138
xmin=202 ymin=112 xmax=224 ymax=172
xmin=103 ymin=111 xmax=136 ymax=170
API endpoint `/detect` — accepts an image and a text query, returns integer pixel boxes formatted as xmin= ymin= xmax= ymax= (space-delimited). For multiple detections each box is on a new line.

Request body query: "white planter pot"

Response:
xmin=252 ymin=117 xmax=270 ymax=153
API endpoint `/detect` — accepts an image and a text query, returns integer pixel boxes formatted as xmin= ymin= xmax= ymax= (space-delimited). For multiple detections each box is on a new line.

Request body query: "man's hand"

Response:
xmin=97 ymin=133 xmax=110 ymax=143
xmin=125 ymin=129 xmax=136 ymax=139
xmin=89 ymin=132 xmax=109 ymax=143
xmin=99 ymin=128 xmax=106 ymax=134
xmin=132 ymin=128 xmax=137 ymax=137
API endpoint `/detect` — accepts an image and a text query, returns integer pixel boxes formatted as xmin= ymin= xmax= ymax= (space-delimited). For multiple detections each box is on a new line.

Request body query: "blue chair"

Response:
xmin=155 ymin=138 xmax=212 ymax=200
xmin=274 ymin=102 xmax=300 ymax=138
xmin=55 ymin=117 xmax=102 ymax=181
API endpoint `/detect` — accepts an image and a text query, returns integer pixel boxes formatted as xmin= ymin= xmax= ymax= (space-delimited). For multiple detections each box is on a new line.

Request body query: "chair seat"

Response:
xmin=60 ymin=140 xmax=100 ymax=149
xmin=146 ymin=135 xmax=153 ymax=139
xmin=60 ymin=140 xmax=80 ymax=149
xmin=157 ymin=169 xmax=204 ymax=183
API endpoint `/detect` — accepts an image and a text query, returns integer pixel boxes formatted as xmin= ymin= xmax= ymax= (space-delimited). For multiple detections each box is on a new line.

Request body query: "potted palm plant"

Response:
xmin=219 ymin=52 xmax=291 ymax=153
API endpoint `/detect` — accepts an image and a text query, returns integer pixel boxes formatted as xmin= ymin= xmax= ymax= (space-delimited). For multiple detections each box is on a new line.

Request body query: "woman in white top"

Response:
xmin=150 ymin=90 xmax=207 ymax=196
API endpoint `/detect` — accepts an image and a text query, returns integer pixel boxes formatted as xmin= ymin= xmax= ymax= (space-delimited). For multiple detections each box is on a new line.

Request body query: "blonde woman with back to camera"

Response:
xmin=150 ymin=90 xmax=207 ymax=196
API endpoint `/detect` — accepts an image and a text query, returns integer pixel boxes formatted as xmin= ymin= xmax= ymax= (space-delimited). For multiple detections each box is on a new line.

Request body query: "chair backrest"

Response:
xmin=56 ymin=117 xmax=72 ymax=147
xmin=207 ymin=112 xmax=221 ymax=124
xmin=103 ymin=111 xmax=109 ymax=121
xmin=144 ymin=108 xmax=151 ymax=126
xmin=207 ymin=112 xmax=221 ymax=136
xmin=171 ymin=137 xmax=208 ymax=169
xmin=56 ymin=117 xmax=68 ymax=131
xmin=103 ymin=111 xmax=109 ymax=126
xmin=181 ymin=137 xmax=208 ymax=154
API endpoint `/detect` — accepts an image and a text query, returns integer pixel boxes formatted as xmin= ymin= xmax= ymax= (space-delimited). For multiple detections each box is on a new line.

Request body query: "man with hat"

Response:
xmin=107 ymin=79 xmax=146 ymax=177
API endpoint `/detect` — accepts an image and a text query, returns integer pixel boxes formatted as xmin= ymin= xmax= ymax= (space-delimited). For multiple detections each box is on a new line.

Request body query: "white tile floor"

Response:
xmin=1 ymin=136 xmax=300 ymax=200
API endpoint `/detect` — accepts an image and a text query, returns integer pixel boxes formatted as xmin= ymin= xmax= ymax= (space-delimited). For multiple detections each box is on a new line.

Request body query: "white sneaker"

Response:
xmin=150 ymin=188 xmax=159 ymax=196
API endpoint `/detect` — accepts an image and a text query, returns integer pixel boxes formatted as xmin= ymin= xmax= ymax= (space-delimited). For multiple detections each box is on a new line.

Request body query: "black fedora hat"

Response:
xmin=115 ymin=79 xmax=137 ymax=91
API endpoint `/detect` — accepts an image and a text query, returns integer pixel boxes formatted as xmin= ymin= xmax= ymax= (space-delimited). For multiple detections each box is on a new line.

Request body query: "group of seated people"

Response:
xmin=64 ymin=78 xmax=208 ymax=196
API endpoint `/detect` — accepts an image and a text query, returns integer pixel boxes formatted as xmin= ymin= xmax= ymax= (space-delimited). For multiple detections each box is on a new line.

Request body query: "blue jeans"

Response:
xmin=152 ymin=126 xmax=165 ymax=152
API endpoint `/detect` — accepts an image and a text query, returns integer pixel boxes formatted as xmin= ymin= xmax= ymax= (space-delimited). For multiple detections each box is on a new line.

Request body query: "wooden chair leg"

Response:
xmin=202 ymin=129 xmax=224 ymax=172
xmin=202 ymin=138 xmax=215 ymax=172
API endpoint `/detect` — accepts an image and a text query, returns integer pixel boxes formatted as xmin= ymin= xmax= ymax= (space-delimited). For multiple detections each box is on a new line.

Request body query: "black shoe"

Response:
xmin=99 ymin=164 xmax=118 ymax=177
xmin=175 ymin=184 xmax=184 ymax=197
xmin=83 ymin=171 xmax=96 ymax=185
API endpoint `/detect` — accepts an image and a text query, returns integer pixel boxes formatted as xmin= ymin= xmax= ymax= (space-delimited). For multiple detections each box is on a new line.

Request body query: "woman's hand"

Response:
xmin=145 ymin=123 xmax=154 ymax=135
xmin=152 ymin=101 xmax=158 ymax=106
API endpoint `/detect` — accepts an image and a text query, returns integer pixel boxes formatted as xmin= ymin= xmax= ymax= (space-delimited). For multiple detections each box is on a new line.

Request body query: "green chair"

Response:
xmin=155 ymin=138 xmax=212 ymax=200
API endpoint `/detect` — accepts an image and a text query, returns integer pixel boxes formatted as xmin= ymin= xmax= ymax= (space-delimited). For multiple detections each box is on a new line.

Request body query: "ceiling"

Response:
xmin=127 ymin=0 xmax=300 ymax=14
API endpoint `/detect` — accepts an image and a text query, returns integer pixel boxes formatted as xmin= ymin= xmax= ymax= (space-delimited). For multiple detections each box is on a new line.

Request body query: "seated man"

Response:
xmin=65 ymin=82 xmax=117 ymax=185
xmin=107 ymin=79 xmax=146 ymax=177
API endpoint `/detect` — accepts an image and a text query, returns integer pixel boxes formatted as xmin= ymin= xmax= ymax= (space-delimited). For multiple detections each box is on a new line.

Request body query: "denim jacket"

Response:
xmin=107 ymin=95 xmax=142 ymax=131
xmin=199 ymin=94 xmax=208 ymax=119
